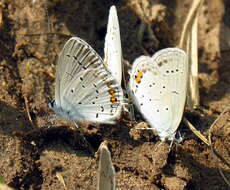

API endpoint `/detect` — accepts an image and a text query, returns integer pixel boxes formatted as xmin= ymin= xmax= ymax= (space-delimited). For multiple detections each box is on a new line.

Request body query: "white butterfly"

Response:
xmin=104 ymin=5 xmax=122 ymax=85
xmin=49 ymin=37 xmax=124 ymax=124
xmin=129 ymin=48 xmax=188 ymax=141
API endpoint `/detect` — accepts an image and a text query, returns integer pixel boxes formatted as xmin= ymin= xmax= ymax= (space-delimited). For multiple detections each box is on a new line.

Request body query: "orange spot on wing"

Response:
xmin=135 ymin=71 xmax=143 ymax=84
xmin=110 ymin=97 xmax=117 ymax=104
xmin=108 ymin=88 xmax=115 ymax=95
xmin=107 ymin=84 xmax=118 ymax=104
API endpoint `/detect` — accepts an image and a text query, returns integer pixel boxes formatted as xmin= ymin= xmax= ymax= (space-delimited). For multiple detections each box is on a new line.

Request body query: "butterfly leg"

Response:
xmin=175 ymin=131 xmax=184 ymax=143
xmin=126 ymin=103 xmax=135 ymax=121
xmin=73 ymin=121 xmax=94 ymax=155
xmin=151 ymin=141 xmax=164 ymax=165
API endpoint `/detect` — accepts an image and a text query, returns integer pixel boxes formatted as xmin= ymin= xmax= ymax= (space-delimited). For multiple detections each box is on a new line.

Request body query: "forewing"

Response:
xmin=55 ymin=37 xmax=106 ymax=107
xmin=104 ymin=6 xmax=122 ymax=85
xmin=129 ymin=48 xmax=188 ymax=139
xmin=56 ymin=37 xmax=123 ymax=123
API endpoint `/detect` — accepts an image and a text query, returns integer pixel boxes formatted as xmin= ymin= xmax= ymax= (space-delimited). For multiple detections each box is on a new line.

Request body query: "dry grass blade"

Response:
xmin=208 ymin=108 xmax=230 ymax=187
xmin=0 ymin=184 xmax=14 ymax=190
xmin=56 ymin=172 xmax=67 ymax=190
xmin=186 ymin=13 xmax=200 ymax=108
xmin=0 ymin=6 xmax=3 ymax=30
xmin=179 ymin=0 xmax=204 ymax=109
xmin=183 ymin=117 xmax=209 ymax=146
xmin=23 ymin=96 xmax=34 ymax=127
xmin=97 ymin=142 xmax=116 ymax=190
xmin=17 ymin=32 xmax=74 ymax=37
xmin=179 ymin=0 xmax=204 ymax=49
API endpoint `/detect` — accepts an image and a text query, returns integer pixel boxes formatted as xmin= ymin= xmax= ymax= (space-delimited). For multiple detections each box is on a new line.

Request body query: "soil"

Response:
xmin=0 ymin=0 xmax=229 ymax=190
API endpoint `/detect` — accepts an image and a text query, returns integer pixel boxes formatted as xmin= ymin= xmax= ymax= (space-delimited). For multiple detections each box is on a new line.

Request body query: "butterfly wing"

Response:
xmin=104 ymin=5 xmax=122 ymax=85
xmin=55 ymin=37 xmax=123 ymax=124
xmin=55 ymin=37 xmax=104 ymax=107
xmin=129 ymin=48 xmax=188 ymax=140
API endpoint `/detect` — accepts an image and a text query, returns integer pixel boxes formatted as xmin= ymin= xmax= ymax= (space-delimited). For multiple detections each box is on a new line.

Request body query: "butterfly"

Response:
xmin=104 ymin=5 xmax=122 ymax=85
xmin=129 ymin=48 xmax=188 ymax=141
xmin=49 ymin=37 xmax=124 ymax=124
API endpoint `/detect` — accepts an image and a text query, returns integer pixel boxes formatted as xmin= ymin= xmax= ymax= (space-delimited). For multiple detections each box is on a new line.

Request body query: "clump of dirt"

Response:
xmin=0 ymin=0 xmax=229 ymax=189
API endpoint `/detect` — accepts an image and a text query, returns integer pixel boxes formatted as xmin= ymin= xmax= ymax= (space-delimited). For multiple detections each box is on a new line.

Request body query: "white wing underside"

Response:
xmin=129 ymin=48 xmax=188 ymax=140
xmin=55 ymin=37 xmax=123 ymax=124
xmin=104 ymin=6 xmax=122 ymax=85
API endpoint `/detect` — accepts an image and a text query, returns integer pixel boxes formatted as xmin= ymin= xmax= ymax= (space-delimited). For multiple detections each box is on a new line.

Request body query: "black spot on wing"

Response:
xmin=172 ymin=91 xmax=179 ymax=94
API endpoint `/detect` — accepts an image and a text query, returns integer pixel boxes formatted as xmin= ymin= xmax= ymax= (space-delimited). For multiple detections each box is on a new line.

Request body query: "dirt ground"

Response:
xmin=0 ymin=0 xmax=229 ymax=189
